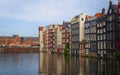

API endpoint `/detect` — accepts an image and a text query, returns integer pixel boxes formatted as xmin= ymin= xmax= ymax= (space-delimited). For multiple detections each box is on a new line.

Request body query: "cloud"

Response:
xmin=0 ymin=0 xmax=118 ymax=24
xmin=0 ymin=0 xmax=78 ymax=23
xmin=0 ymin=0 xmax=118 ymax=36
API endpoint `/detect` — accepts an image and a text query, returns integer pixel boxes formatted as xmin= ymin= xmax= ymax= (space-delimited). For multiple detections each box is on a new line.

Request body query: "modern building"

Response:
xmin=49 ymin=25 xmax=59 ymax=53
xmin=71 ymin=13 xmax=86 ymax=55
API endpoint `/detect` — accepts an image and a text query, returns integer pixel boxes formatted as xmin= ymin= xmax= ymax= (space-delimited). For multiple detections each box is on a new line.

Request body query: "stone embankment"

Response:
xmin=0 ymin=47 xmax=39 ymax=53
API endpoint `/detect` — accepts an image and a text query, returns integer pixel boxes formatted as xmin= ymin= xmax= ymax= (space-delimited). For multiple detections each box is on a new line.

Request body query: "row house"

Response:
xmin=84 ymin=0 xmax=120 ymax=58
xmin=96 ymin=14 xmax=106 ymax=57
xmin=84 ymin=16 xmax=93 ymax=54
xmin=95 ymin=8 xmax=106 ymax=57
xmin=71 ymin=13 xmax=86 ymax=55
xmin=84 ymin=12 xmax=104 ymax=56
xmin=89 ymin=12 xmax=104 ymax=56
xmin=106 ymin=0 xmax=119 ymax=58
xmin=117 ymin=0 xmax=120 ymax=53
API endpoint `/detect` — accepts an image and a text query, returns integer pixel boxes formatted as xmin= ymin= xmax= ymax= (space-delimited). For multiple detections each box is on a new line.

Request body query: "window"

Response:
xmin=104 ymin=41 xmax=106 ymax=49
xmin=97 ymin=23 xmax=99 ymax=27
xmin=109 ymin=23 xmax=112 ymax=30
xmin=113 ymin=23 xmax=115 ymax=30
xmin=102 ymin=41 xmax=103 ymax=49
xmin=103 ymin=22 xmax=105 ymax=26
xmin=104 ymin=28 xmax=106 ymax=33
xmin=113 ymin=15 xmax=115 ymax=19
xmin=109 ymin=9 xmax=112 ymax=13
xmin=100 ymin=23 xmax=102 ymax=27
xmin=109 ymin=16 xmax=112 ymax=21
xmin=81 ymin=18 xmax=84 ymax=21
xmin=98 ymin=36 xmax=99 ymax=40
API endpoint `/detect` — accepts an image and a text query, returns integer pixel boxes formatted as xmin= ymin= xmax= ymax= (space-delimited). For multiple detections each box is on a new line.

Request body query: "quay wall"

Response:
xmin=4 ymin=47 xmax=39 ymax=53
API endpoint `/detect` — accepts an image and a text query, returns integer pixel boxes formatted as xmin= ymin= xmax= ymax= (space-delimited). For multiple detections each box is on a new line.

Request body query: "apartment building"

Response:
xmin=71 ymin=13 xmax=86 ymax=55
xmin=39 ymin=27 xmax=45 ymax=51
xmin=39 ymin=22 xmax=71 ymax=54
xmin=62 ymin=22 xmax=71 ymax=54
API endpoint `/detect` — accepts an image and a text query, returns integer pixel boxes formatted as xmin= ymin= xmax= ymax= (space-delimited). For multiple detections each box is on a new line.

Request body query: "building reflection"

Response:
xmin=97 ymin=59 xmax=116 ymax=75
xmin=116 ymin=60 xmax=120 ymax=75
xmin=71 ymin=56 xmax=80 ymax=75
xmin=39 ymin=52 xmax=47 ymax=74
xmin=39 ymin=53 xmax=120 ymax=75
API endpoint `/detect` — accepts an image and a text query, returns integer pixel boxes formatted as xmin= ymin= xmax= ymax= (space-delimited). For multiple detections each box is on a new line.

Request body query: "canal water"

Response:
xmin=0 ymin=52 xmax=120 ymax=75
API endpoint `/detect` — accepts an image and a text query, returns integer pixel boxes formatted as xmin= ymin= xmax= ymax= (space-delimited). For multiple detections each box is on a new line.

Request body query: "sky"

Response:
xmin=0 ymin=0 xmax=118 ymax=37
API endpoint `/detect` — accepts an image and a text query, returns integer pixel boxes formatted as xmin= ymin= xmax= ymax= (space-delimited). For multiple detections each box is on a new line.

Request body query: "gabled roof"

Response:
xmin=95 ymin=13 xmax=103 ymax=18
xmin=87 ymin=16 xmax=93 ymax=20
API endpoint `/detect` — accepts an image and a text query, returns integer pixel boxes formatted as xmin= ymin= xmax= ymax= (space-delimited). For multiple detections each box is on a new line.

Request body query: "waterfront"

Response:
xmin=0 ymin=52 xmax=120 ymax=75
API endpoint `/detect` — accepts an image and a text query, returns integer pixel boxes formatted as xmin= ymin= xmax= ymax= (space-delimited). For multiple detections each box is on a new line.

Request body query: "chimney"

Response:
xmin=102 ymin=8 xmax=105 ymax=15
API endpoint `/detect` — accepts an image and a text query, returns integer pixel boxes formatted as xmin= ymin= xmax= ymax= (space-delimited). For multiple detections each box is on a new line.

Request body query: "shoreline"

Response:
xmin=0 ymin=47 xmax=39 ymax=53
xmin=0 ymin=49 xmax=119 ymax=60
xmin=39 ymin=51 xmax=119 ymax=60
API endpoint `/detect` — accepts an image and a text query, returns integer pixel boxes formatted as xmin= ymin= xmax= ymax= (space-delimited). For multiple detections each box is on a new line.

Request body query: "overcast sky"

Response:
xmin=0 ymin=0 xmax=118 ymax=37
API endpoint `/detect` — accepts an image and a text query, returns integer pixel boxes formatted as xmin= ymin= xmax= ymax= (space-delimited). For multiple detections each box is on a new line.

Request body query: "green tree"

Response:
xmin=116 ymin=51 xmax=120 ymax=57
xmin=64 ymin=43 xmax=69 ymax=56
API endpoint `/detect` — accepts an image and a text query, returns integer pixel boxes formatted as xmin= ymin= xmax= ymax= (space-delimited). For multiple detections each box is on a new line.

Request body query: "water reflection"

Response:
xmin=0 ymin=53 xmax=39 ymax=75
xmin=39 ymin=52 xmax=120 ymax=75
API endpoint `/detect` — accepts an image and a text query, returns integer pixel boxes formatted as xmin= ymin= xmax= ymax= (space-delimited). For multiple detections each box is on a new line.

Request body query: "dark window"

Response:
xmin=81 ymin=18 xmax=84 ymax=21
